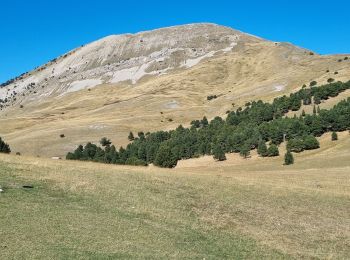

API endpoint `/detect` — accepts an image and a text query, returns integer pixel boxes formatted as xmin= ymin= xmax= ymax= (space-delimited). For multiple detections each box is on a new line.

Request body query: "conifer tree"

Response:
xmin=257 ymin=140 xmax=268 ymax=157
xmin=240 ymin=143 xmax=251 ymax=158
xmin=128 ymin=131 xmax=135 ymax=141
xmin=154 ymin=143 xmax=177 ymax=168
xmin=267 ymin=144 xmax=279 ymax=157
xmin=212 ymin=144 xmax=226 ymax=161
xmin=0 ymin=137 xmax=11 ymax=154
xmin=284 ymin=150 xmax=294 ymax=165
xmin=100 ymin=137 xmax=111 ymax=147
xmin=331 ymin=131 xmax=338 ymax=141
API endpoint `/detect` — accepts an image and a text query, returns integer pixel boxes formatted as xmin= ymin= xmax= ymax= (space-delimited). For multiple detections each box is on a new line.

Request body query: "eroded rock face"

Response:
xmin=0 ymin=23 xmax=259 ymax=107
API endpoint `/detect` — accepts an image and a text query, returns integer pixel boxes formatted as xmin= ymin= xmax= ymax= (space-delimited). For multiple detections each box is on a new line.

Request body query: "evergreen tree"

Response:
xmin=100 ymin=137 xmax=111 ymax=147
xmin=313 ymin=105 xmax=317 ymax=115
xmin=212 ymin=144 xmax=226 ymax=161
xmin=314 ymin=95 xmax=321 ymax=105
xmin=303 ymin=135 xmax=320 ymax=150
xmin=257 ymin=140 xmax=268 ymax=157
xmin=0 ymin=137 xmax=11 ymax=154
xmin=138 ymin=132 xmax=145 ymax=140
xmin=240 ymin=143 xmax=251 ymax=158
xmin=201 ymin=116 xmax=209 ymax=127
xmin=317 ymin=106 xmax=321 ymax=114
xmin=301 ymin=109 xmax=306 ymax=117
xmin=128 ymin=132 xmax=135 ymax=141
xmin=284 ymin=150 xmax=294 ymax=165
xmin=331 ymin=131 xmax=338 ymax=141
xmin=267 ymin=144 xmax=279 ymax=157
xmin=154 ymin=143 xmax=177 ymax=168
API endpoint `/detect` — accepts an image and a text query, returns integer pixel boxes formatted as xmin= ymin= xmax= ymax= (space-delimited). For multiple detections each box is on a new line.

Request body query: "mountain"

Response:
xmin=0 ymin=23 xmax=350 ymax=157
xmin=0 ymin=23 xmax=256 ymax=102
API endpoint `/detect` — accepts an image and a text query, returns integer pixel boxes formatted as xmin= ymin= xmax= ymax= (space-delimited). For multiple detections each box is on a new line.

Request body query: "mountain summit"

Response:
xmin=0 ymin=23 xmax=260 ymax=104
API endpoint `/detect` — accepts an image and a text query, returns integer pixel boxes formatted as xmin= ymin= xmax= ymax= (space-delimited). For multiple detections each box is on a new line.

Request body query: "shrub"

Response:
xmin=60 ymin=134 xmax=65 ymax=138
xmin=207 ymin=95 xmax=218 ymax=101
xmin=327 ymin=78 xmax=335 ymax=83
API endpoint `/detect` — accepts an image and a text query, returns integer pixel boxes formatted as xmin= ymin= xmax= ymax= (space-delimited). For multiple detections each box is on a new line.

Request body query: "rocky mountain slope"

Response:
xmin=1 ymin=23 xmax=350 ymax=157
xmin=0 ymin=23 xmax=257 ymax=105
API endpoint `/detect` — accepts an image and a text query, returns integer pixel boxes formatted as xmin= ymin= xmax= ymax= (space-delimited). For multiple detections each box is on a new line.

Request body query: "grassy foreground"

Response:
xmin=0 ymin=133 xmax=349 ymax=259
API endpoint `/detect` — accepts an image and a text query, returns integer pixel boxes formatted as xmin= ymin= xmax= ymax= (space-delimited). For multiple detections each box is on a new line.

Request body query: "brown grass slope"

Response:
xmin=0 ymin=130 xmax=349 ymax=259
xmin=1 ymin=35 xmax=350 ymax=157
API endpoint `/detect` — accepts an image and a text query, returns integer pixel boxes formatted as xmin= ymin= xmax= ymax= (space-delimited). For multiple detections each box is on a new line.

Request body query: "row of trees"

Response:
xmin=66 ymin=81 xmax=350 ymax=168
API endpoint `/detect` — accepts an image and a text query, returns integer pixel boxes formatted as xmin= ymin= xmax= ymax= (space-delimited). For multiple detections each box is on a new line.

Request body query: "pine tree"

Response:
xmin=154 ymin=143 xmax=177 ymax=168
xmin=0 ymin=137 xmax=11 ymax=154
xmin=257 ymin=140 xmax=268 ymax=157
xmin=212 ymin=144 xmax=226 ymax=161
xmin=301 ymin=109 xmax=306 ymax=117
xmin=240 ymin=143 xmax=251 ymax=158
xmin=100 ymin=137 xmax=111 ymax=147
xmin=313 ymin=105 xmax=317 ymax=115
xmin=303 ymin=135 xmax=320 ymax=150
xmin=128 ymin=131 xmax=135 ymax=141
xmin=331 ymin=131 xmax=338 ymax=141
xmin=317 ymin=106 xmax=321 ymax=114
xmin=284 ymin=150 xmax=294 ymax=165
xmin=267 ymin=144 xmax=279 ymax=157
xmin=201 ymin=116 xmax=209 ymax=127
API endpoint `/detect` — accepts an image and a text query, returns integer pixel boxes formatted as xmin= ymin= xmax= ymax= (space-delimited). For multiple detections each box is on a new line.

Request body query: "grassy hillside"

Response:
xmin=1 ymin=131 xmax=349 ymax=259
xmin=1 ymin=41 xmax=350 ymax=158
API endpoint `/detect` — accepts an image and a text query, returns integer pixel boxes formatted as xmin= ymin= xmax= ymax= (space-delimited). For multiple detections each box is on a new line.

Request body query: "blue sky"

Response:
xmin=0 ymin=0 xmax=349 ymax=82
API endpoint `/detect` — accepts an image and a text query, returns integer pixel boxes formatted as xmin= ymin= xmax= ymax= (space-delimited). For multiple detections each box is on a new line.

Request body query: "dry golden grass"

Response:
xmin=0 ymin=130 xmax=349 ymax=259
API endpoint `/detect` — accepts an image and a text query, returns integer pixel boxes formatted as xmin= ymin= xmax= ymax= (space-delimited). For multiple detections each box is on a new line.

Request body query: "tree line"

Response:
xmin=66 ymin=80 xmax=350 ymax=167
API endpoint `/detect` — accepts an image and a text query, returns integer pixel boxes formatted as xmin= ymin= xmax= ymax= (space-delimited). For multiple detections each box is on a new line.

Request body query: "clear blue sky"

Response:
xmin=1 ymin=0 xmax=349 ymax=83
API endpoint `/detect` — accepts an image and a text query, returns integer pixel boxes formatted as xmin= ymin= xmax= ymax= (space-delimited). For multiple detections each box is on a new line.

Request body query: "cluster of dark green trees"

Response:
xmin=66 ymin=80 xmax=350 ymax=168
xmin=0 ymin=137 xmax=11 ymax=154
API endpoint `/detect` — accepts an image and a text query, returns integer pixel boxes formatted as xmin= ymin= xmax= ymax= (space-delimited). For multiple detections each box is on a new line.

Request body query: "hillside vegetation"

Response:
xmin=66 ymin=81 xmax=350 ymax=167
xmin=1 ymin=137 xmax=350 ymax=259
